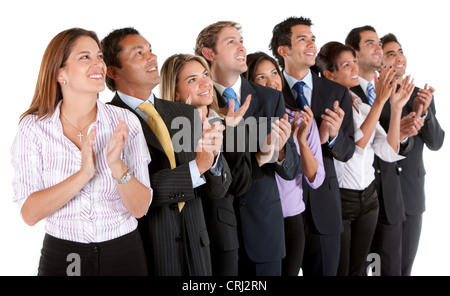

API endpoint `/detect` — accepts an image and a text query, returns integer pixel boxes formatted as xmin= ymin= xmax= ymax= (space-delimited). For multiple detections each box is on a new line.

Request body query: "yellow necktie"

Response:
xmin=138 ymin=102 xmax=184 ymax=212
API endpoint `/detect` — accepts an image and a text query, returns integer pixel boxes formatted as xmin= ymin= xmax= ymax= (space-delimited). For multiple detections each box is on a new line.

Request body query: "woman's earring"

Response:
xmin=62 ymin=80 xmax=67 ymax=85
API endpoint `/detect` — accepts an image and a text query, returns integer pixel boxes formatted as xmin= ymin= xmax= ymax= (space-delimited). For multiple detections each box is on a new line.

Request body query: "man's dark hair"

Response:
xmin=344 ymin=25 xmax=376 ymax=52
xmin=269 ymin=16 xmax=313 ymax=69
xmin=381 ymin=33 xmax=401 ymax=49
xmin=101 ymin=27 xmax=140 ymax=92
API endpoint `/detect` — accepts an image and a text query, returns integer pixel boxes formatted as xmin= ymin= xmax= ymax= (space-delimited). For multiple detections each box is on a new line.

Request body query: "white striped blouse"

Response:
xmin=10 ymin=100 xmax=152 ymax=243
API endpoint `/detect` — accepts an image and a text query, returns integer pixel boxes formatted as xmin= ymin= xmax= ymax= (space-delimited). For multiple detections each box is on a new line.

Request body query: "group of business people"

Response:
xmin=10 ymin=16 xmax=444 ymax=276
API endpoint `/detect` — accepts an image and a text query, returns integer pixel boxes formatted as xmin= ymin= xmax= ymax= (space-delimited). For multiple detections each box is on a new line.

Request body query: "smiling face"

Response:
xmin=58 ymin=36 xmax=106 ymax=95
xmin=356 ymin=30 xmax=383 ymax=72
xmin=208 ymin=26 xmax=248 ymax=78
xmin=175 ymin=60 xmax=214 ymax=108
xmin=253 ymin=59 xmax=283 ymax=91
xmin=382 ymin=41 xmax=407 ymax=77
xmin=327 ymin=50 xmax=359 ymax=89
xmin=111 ymin=34 xmax=160 ymax=99
xmin=280 ymin=24 xmax=317 ymax=77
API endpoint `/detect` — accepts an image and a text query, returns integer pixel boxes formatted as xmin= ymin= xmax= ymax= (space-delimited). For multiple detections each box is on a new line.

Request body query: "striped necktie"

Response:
xmin=366 ymin=82 xmax=376 ymax=106
xmin=223 ymin=88 xmax=240 ymax=111
xmin=292 ymin=81 xmax=309 ymax=110
xmin=138 ymin=102 xmax=184 ymax=212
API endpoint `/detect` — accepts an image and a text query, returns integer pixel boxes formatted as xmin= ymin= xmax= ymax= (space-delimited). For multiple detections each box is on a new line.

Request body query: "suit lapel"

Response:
xmin=153 ymin=97 xmax=175 ymax=137
xmin=310 ymin=73 xmax=322 ymax=113
xmin=240 ymin=78 xmax=258 ymax=119
xmin=351 ymin=85 xmax=368 ymax=105
xmin=110 ymin=93 xmax=165 ymax=153
xmin=282 ymin=78 xmax=298 ymax=109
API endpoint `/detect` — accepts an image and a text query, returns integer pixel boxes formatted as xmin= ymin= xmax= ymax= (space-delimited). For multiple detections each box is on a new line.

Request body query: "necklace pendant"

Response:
xmin=78 ymin=132 xmax=84 ymax=142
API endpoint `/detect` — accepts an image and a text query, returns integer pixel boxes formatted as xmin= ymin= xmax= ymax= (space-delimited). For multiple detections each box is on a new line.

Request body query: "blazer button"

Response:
xmin=376 ymin=169 xmax=381 ymax=174
xmin=397 ymin=166 xmax=403 ymax=174
xmin=175 ymin=236 xmax=183 ymax=243
xmin=240 ymin=202 xmax=247 ymax=208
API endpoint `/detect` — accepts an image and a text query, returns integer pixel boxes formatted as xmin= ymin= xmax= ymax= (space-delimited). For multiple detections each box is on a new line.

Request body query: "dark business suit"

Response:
xmin=110 ymin=93 xmax=213 ymax=276
xmin=200 ymin=117 xmax=253 ymax=276
xmin=282 ymin=72 xmax=355 ymax=276
xmin=398 ymin=87 xmax=445 ymax=275
xmin=215 ymin=77 xmax=302 ymax=276
xmin=351 ymin=84 xmax=405 ymax=275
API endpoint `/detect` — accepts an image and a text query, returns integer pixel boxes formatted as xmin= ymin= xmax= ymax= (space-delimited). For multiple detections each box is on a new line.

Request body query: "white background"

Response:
xmin=1 ymin=0 xmax=448 ymax=276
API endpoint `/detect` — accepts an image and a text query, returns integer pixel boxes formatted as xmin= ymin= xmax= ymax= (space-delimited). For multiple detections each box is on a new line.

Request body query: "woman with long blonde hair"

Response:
xmin=160 ymin=53 xmax=252 ymax=275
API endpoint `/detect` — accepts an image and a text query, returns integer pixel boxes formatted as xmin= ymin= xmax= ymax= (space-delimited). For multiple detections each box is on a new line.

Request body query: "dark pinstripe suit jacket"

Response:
xmin=110 ymin=93 xmax=212 ymax=276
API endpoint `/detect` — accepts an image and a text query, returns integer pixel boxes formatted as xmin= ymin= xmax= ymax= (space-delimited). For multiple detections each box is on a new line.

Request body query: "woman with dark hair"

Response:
xmin=245 ymin=51 xmax=325 ymax=276
xmin=315 ymin=41 xmax=414 ymax=275
xmin=11 ymin=28 xmax=152 ymax=276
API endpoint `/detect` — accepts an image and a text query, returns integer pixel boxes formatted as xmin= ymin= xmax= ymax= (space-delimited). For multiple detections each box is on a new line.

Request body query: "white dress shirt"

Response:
xmin=213 ymin=77 xmax=242 ymax=106
xmin=334 ymin=91 xmax=405 ymax=190
xmin=283 ymin=69 xmax=313 ymax=107
xmin=11 ymin=100 xmax=151 ymax=243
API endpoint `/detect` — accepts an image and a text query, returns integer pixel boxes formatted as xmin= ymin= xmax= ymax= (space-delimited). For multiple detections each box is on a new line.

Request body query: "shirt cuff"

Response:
xmin=208 ymin=152 xmax=223 ymax=176
xmin=189 ymin=160 xmax=206 ymax=188
xmin=327 ymin=131 xmax=339 ymax=147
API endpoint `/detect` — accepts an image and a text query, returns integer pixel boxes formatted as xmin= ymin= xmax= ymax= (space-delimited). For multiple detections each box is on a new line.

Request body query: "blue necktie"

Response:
xmin=367 ymin=82 xmax=376 ymax=106
xmin=292 ymin=81 xmax=308 ymax=110
xmin=223 ymin=88 xmax=240 ymax=111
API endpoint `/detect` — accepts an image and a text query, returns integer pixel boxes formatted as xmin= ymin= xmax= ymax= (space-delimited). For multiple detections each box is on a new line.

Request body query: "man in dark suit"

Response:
xmin=380 ymin=33 xmax=445 ymax=275
xmin=101 ymin=27 xmax=226 ymax=276
xmin=345 ymin=25 xmax=415 ymax=275
xmin=270 ymin=17 xmax=355 ymax=276
xmin=195 ymin=21 xmax=302 ymax=276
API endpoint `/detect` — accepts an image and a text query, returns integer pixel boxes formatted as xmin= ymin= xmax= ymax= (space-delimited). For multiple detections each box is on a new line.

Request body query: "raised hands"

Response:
xmin=399 ymin=84 xmax=432 ymax=140
xmin=79 ymin=125 xmax=97 ymax=181
xmin=374 ymin=66 xmax=398 ymax=106
xmin=390 ymin=75 xmax=415 ymax=111
xmin=292 ymin=106 xmax=314 ymax=144
xmin=319 ymin=100 xmax=345 ymax=144
xmin=256 ymin=113 xmax=292 ymax=166
xmin=413 ymin=84 xmax=435 ymax=117
xmin=225 ymin=94 xmax=251 ymax=127
xmin=195 ymin=112 xmax=225 ymax=174
xmin=400 ymin=112 xmax=425 ymax=140
xmin=387 ymin=75 xmax=416 ymax=150
xmin=106 ymin=117 xmax=129 ymax=179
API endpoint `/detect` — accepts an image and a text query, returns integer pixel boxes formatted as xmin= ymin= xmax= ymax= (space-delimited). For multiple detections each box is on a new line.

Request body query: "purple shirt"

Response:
xmin=276 ymin=108 xmax=325 ymax=218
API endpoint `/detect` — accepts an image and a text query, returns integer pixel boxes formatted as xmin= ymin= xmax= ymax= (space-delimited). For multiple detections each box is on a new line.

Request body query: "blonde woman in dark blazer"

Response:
xmin=160 ymin=53 xmax=252 ymax=275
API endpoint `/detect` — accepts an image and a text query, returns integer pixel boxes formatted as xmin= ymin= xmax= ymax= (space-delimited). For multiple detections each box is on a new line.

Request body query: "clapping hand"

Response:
xmin=374 ymin=66 xmax=397 ymax=105
xmin=292 ymin=106 xmax=314 ymax=144
xmin=319 ymin=100 xmax=345 ymax=144
xmin=107 ymin=117 xmax=129 ymax=179
xmin=225 ymin=94 xmax=251 ymax=127
xmin=413 ymin=84 xmax=434 ymax=117
xmin=390 ymin=75 xmax=415 ymax=111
